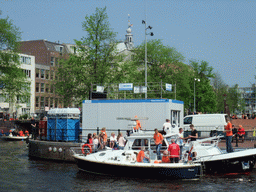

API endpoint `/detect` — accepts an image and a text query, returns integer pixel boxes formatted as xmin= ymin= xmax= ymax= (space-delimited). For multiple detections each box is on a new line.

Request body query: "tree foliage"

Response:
xmin=189 ymin=60 xmax=216 ymax=113
xmin=55 ymin=7 xmax=120 ymax=106
xmin=212 ymin=73 xmax=244 ymax=114
xmin=0 ymin=16 xmax=29 ymax=116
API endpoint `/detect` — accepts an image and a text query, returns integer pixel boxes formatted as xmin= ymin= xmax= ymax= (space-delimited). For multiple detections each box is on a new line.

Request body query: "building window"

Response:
xmin=50 ymin=98 xmax=54 ymax=108
xmin=36 ymin=69 xmax=40 ymax=78
xmin=50 ymin=84 xmax=54 ymax=93
xmin=55 ymin=58 xmax=58 ymax=66
xmin=41 ymin=83 xmax=44 ymax=92
xmin=46 ymin=70 xmax=49 ymax=79
xmin=51 ymin=57 xmax=54 ymax=66
xmin=45 ymin=97 xmax=49 ymax=107
xmin=36 ymin=83 xmax=40 ymax=93
xmin=23 ymin=70 xmax=31 ymax=78
xmin=36 ymin=97 xmax=40 ymax=108
xmin=20 ymin=56 xmax=31 ymax=65
xmin=55 ymin=98 xmax=58 ymax=108
xmin=60 ymin=47 xmax=63 ymax=55
xmin=45 ymin=84 xmax=49 ymax=93
xmin=40 ymin=97 xmax=44 ymax=109
xmin=41 ymin=69 xmax=45 ymax=79
xmin=50 ymin=71 xmax=54 ymax=80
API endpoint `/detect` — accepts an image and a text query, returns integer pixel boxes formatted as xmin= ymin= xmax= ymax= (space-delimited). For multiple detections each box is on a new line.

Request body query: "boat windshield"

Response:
xmin=165 ymin=135 xmax=179 ymax=145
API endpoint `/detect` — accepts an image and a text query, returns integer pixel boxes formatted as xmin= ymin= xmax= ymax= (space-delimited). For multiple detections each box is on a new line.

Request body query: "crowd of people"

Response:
xmin=85 ymin=127 xmax=127 ymax=152
xmin=231 ymin=113 xmax=256 ymax=119
xmin=85 ymin=119 xmax=200 ymax=164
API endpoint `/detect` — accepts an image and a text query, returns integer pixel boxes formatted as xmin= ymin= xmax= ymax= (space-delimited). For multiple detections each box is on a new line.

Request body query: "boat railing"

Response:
xmin=70 ymin=147 xmax=84 ymax=156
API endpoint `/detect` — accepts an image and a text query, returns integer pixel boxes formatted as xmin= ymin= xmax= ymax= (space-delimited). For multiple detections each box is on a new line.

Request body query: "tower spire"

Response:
xmin=125 ymin=14 xmax=133 ymax=50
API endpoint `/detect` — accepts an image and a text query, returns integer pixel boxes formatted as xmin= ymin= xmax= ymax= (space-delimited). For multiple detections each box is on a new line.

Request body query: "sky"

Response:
xmin=1 ymin=0 xmax=255 ymax=87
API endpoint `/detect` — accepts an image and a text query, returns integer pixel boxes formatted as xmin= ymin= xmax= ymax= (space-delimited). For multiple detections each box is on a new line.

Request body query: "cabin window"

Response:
xmin=132 ymin=139 xmax=149 ymax=150
xmin=171 ymin=110 xmax=180 ymax=127
xmin=150 ymin=139 xmax=168 ymax=150
xmin=184 ymin=117 xmax=192 ymax=124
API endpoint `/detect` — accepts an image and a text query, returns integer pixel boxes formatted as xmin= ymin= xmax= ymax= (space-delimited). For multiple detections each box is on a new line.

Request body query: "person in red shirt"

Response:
xmin=223 ymin=117 xmax=234 ymax=153
xmin=137 ymin=146 xmax=150 ymax=163
xmin=162 ymin=150 xmax=170 ymax=163
xmin=168 ymin=139 xmax=180 ymax=163
xmin=153 ymin=129 xmax=163 ymax=160
xmin=237 ymin=125 xmax=245 ymax=143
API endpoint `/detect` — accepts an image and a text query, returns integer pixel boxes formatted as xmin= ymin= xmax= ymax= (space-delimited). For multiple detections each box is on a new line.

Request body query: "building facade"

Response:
xmin=0 ymin=53 xmax=35 ymax=118
xmin=19 ymin=40 xmax=72 ymax=117
xmin=238 ymin=84 xmax=256 ymax=114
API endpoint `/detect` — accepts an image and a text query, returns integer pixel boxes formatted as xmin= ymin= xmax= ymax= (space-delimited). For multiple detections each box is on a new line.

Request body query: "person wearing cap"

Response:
xmin=137 ymin=146 xmax=150 ymax=163
xmin=153 ymin=129 xmax=164 ymax=160
xmin=237 ymin=125 xmax=245 ymax=143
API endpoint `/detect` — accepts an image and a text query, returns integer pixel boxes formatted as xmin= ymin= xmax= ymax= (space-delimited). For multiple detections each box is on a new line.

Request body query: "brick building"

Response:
xmin=19 ymin=40 xmax=73 ymax=117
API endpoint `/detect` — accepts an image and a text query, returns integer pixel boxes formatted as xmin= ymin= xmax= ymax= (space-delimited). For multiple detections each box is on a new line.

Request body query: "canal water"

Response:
xmin=1 ymin=140 xmax=256 ymax=192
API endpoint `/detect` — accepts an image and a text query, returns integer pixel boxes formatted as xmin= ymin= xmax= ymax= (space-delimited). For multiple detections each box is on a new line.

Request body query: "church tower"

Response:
xmin=125 ymin=14 xmax=134 ymax=50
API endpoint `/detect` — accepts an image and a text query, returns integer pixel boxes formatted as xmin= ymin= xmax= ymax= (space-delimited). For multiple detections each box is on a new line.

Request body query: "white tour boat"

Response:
xmin=72 ymin=131 xmax=202 ymax=179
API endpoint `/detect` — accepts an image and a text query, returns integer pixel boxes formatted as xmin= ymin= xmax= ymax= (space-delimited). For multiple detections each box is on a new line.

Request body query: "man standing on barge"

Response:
xmin=223 ymin=117 xmax=234 ymax=153
xmin=153 ymin=129 xmax=163 ymax=160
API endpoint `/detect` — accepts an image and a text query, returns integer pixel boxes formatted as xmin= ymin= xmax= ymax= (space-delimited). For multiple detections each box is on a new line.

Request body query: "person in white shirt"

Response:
xmin=163 ymin=119 xmax=171 ymax=134
xmin=177 ymin=128 xmax=184 ymax=160
xmin=93 ymin=135 xmax=99 ymax=152
xmin=117 ymin=133 xmax=126 ymax=150
xmin=110 ymin=132 xmax=117 ymax=148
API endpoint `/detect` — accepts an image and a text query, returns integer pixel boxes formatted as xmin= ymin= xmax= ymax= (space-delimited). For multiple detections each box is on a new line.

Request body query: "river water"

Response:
xmin=1 ymin=140 xmax=256 ymax=192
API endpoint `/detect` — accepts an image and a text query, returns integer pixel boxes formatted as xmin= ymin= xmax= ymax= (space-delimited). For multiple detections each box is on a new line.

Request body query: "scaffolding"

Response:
xmin=90 ymin=81 xmax=176 ymax=100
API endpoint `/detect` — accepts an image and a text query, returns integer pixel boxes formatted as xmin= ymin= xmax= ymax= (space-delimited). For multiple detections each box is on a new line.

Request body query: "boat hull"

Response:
xmin=74 ymin=155 xmax=201 ymax=179
xmin=195 ymin=150 xmax=256 ymax=174
xmin=0 ymin=135 xmax=30 ymax=141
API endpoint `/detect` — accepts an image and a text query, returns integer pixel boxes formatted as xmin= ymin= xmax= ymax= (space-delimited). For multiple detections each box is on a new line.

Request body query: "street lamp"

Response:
xmin=194 ymin=78 xmax=200 ymax=113
xmin=142 ymin=20 xmax=154 ymax=99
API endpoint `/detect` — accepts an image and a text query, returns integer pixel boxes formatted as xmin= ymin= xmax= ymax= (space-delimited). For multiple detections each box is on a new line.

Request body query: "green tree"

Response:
xmin=189 ymin=60 xmax=216 ymax=113
xmin=0 ymin=16 xmax=30 ymax=117
xmin=124 ymin=39 xmax=187 ymax=98
xmin=212 ymin=73 xmax=245 ymax=114
xmin=227 ymin=84 xmax=244 ymax=114
xmin=55 ymin=7 xmax=120 ymax=105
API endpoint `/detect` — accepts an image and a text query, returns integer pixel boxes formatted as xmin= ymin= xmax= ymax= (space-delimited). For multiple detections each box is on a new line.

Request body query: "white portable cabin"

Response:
xmin=82 ymin=99 xmax=184 ymax=139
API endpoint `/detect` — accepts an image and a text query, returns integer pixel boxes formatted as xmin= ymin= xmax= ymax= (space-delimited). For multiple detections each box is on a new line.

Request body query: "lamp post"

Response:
xmin=142 ymin=20 xmax=153 ymax=99
xmin=194 ymin=78 xmax=200 ymax=113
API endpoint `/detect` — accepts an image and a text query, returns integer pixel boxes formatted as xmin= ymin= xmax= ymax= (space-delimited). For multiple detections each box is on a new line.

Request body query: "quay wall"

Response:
xmin=28 ymin=140 xmax=81 ymax=162
xmin=231 ymin=119 xmax=256 ymax=130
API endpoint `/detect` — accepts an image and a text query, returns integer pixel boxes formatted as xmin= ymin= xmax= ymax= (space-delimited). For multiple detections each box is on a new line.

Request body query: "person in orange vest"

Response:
xmin=162 ymin=150 xmax=170 ymax=163
xmin=19 ymin=130 xmax=25 ymax=137
xmin=101 ymin=127 xmax=107 ymax=146
xmin=153 ymin=129 xmax=164 ymax=160
xmin=133 ymin=115 xmax=142 ymax=132
xmin=137 ymin=146 xmax=150 ymax=163
xmin=223 ymin=117 xmax=234 ymax=153
xmin=25 ymin=130 xmax=29 ymax=137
